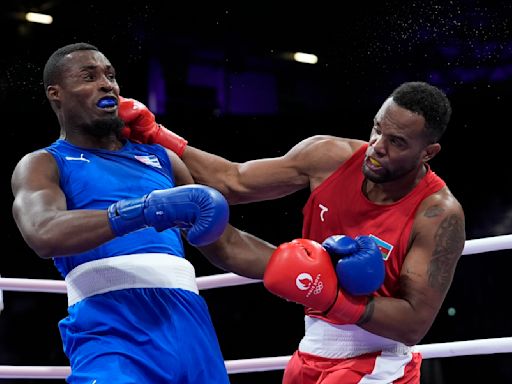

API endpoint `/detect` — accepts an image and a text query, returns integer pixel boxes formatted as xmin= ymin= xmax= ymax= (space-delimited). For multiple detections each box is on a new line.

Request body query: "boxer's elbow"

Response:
xmin=23 ymin=234 xmax=57 ymax=259
xmin=401 ymin=316 xmax=435 ymax=346
xmin=20 ymin=223 xmax=64 ymax=259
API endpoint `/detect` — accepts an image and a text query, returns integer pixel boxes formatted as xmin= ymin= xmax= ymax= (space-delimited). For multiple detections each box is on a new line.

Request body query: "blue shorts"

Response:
xmin=59 ymin=287 xmax=229 ymax=383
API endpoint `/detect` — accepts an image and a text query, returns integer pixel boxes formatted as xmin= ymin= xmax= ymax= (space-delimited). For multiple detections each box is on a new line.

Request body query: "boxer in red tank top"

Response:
xmin=121 ymin=81 xmax=466 ymax=384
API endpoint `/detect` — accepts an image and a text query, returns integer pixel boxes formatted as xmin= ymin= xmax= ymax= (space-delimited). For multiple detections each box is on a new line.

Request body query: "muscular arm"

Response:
xmin=358 ymin=190 xmax=465 ymax=345
xmin=168 ymin=148 xmax=274 ymax=277
xmin=11 ymin=151 xmax=116 ymax=259
xmin=181 ymin=146 xmax=308 ymax=204
xmin=181 ymin=136 xmax=362 ymax=204
xmin=198 ymin=225 xmax=275 ymax=279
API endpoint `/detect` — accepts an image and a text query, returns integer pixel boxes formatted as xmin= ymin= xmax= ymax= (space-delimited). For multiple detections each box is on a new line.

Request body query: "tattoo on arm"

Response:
xmin=427 ymin=214 xmax=464 ymax=292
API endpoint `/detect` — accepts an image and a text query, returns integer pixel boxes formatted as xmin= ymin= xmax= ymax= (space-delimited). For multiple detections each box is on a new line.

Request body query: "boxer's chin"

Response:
xmin=79 ymin=116 xmax=125 ymax=138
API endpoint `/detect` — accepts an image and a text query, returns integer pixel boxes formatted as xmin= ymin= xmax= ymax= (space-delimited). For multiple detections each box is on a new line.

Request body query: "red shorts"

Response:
xmin=282 ymin=350 xmax=422 ymax=384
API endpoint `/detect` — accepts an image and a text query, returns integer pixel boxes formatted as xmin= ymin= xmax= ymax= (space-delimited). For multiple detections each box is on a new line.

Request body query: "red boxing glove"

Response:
xmin=263 ymin=239 xmax=367 ymax=324
xmin=118 ymin=96 xmax=188 ymax=157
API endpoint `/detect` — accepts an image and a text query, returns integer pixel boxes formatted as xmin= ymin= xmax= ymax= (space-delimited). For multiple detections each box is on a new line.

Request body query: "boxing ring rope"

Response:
xmin=2 ymin=234 xmax=511 ymax=294
xmin=1 ymin=234 xmax=511 ymax=379
xmin=1 ymin=336 xmax=512 ymax=378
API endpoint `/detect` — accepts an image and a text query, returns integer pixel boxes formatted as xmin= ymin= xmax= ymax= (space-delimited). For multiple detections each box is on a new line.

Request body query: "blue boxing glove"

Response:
xmin=108 ymin=184 xmax=229 ymax=246
xmin=322 ymin=235 xmax=385 ymax=296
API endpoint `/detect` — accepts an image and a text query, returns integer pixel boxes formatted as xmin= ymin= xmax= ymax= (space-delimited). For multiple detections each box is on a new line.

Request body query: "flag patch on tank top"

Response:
xmin=369 ymin=234 xmax=393 ymax=261
xmin=134 ymin=155 xmax=162 ymax=169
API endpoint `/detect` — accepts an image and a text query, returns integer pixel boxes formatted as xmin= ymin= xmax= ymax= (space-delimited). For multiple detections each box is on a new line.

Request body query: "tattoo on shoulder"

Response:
xmin=428 ymin=214 xmax=465 ymax=292
xmin=424 ymin=205 xmax=444 ymax=218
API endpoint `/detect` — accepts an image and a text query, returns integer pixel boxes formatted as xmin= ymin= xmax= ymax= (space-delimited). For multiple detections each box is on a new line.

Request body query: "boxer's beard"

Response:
xmin=78 ymin=116 xmax=125 ymax=138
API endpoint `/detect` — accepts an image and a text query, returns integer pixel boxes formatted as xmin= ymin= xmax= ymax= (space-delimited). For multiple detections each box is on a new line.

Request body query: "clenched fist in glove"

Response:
xmin=118 ymin=96 xmax=188 ymax=157
xmin=108 ymin=184 xmax=228 ymax=247
xmin=263 ymin=239 xmax=369 ymax=325
xmin=322 ymin=235 xmax=385 ymax=296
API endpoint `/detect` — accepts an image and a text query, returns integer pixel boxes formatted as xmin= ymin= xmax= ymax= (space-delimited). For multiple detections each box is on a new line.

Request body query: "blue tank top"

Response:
xmin=45 ymin=139 xmax=185 ymax=277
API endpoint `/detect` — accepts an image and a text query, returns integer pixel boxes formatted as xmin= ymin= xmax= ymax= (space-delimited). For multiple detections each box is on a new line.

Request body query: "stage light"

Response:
xmin=25 ymin=12 xmax=53 ymax=25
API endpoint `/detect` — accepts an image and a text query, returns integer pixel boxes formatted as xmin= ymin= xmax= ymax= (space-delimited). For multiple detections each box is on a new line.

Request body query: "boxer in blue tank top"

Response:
xmin=11 ymin=42 xmax=241 ymax=384
xmin=47 ymin=139 xmax=229 ymax=383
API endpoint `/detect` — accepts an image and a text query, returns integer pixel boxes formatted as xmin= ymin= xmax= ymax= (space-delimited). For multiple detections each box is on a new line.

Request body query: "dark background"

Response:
xmin=1 ymin=1 xmax=512 ymax=383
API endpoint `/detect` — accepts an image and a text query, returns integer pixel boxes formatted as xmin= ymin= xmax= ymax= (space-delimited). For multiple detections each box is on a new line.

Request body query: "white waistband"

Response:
xmin=298 ymin=316 xmax=412 ymax=359
xmin=65 ymin=254 xmax=198 ymax=306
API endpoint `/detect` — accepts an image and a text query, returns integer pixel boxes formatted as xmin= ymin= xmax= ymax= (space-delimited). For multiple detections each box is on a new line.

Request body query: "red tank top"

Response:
xmin=302 ymin=143 xmax=445 ymax=298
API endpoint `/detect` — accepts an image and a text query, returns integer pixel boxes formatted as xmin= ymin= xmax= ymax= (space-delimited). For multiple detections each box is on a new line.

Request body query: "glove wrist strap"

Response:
xmin=107 ymin=196 xmax=148 ymax=236
xmin=155 ymin=124 xmax=188 ymax=157
xmin=324 ymin=290 xmax=368 ymax=324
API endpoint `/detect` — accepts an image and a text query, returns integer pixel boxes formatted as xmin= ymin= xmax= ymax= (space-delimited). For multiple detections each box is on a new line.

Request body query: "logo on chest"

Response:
xmin=318 ymin=204 xmax=329 ymax=222
xmin=134 ymin=155 xmax=162 ymax=169
xmin=65 ymin=154 xmax=90 ymax=163
xmin=369 ymin=234 xmax=394 ymax=261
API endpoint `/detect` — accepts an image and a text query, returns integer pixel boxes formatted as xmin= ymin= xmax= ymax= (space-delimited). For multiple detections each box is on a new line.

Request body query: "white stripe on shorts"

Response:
xmin=358 ymin=349 xmax=414 ymax=383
